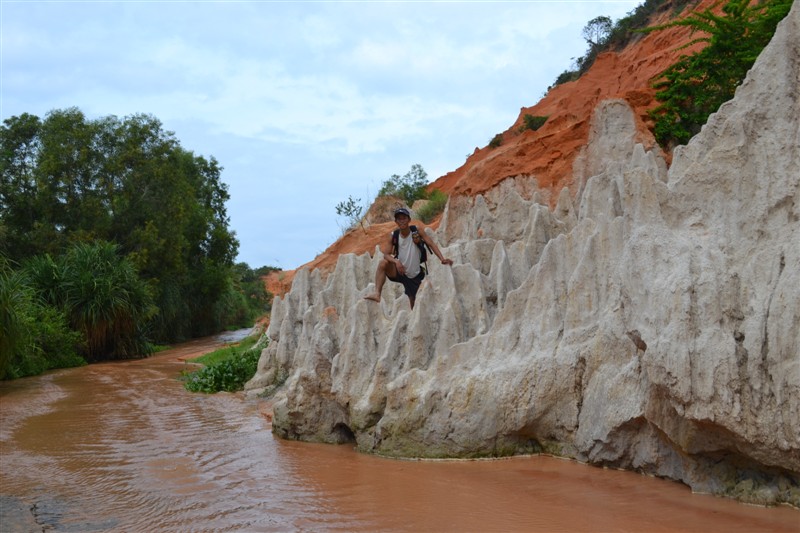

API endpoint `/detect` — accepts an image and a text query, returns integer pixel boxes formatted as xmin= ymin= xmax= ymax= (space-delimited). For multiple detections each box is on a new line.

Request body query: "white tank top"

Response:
xmin=396 ymin=231 xmax=421 ymax=278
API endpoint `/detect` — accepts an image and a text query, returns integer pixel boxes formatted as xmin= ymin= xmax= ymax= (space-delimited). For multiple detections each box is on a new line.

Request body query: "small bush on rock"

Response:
xmin=520 ymin=114 xmax=549 ymax=132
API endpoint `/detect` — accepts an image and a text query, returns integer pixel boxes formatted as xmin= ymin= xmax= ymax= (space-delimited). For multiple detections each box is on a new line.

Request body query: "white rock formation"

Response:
xmin=247 ymin=3 xmax=800 ymax=505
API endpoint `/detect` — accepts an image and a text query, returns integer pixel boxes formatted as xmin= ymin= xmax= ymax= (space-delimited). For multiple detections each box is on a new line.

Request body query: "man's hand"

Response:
xmin=395 ymin=258 xmax=406 ymax=276
xmin=441 ymin=258 xmax=453 ymax=266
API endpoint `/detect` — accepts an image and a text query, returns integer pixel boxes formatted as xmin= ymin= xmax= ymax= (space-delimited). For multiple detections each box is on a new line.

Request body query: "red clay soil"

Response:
xmin=265 ymin=0 xmax=717 ymax=298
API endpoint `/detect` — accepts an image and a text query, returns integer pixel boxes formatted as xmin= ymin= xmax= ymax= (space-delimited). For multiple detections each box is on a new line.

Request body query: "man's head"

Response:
xmin=394 ymin=207 xmax=411 ymax=230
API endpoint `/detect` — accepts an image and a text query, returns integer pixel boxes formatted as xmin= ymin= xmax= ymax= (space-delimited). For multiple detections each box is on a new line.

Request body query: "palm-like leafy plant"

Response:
xmin=0 ymin=258 xmax=31 ymax=378
xmin=1 ymin=256 xmax=83 ymax=378
xmin=59 ymin=241 xmax=157 ymax=359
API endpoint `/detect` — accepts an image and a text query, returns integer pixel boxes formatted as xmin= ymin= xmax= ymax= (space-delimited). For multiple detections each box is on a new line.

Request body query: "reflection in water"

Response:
xmin=1 ymin=332 xmax=797 ymax=532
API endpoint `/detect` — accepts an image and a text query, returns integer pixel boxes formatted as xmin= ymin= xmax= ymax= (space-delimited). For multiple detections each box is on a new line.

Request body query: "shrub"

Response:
xmin=182 ymin=342 xmax=261 ymax=393
xmin=549 ymin=69 xmax=580 ymax=90
xmin=417 ymin=189 xmax=448 ymax=223
xmin=8 ymin=304 xmax=85 ymax=379
xmin=489 ymin=133 xmax=503 ymax=148
xmin=0 ymin=257 xmax=84 ymax=379
xmin=335 ymin=195 xmax=365 ymax=232
xmin=520 ymin=114 xmax=549 ymax=132
xmin=26 ymin=305 xmax=84 ymax=369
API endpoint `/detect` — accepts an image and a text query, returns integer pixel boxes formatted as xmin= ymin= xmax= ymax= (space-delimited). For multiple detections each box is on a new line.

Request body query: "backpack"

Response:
xmin=392 ymin=225 xmax=433 ymax=274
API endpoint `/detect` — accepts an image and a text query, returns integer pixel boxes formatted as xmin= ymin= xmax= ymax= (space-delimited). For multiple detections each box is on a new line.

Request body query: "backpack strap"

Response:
xmin=410 ymin=225 xmax=432 ymax=274
xmin=391 ymin=229 xmax=400 ymax=258
xmin=410 ymin=226 xmax=433 ymax=257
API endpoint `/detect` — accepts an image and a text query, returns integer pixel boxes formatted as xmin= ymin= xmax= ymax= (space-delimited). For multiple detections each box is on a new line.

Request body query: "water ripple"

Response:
xmin=2 ymin=338 xmax=798 ymax=532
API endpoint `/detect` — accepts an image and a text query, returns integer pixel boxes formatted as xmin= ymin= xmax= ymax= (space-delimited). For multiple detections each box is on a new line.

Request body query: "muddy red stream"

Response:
xmin=1 ymin=331 xmax=797 ymax=532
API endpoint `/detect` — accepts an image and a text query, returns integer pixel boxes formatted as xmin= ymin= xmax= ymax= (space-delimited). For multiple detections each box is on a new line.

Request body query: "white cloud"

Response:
xmin=2 ymin=0 xmax=639 ymax=268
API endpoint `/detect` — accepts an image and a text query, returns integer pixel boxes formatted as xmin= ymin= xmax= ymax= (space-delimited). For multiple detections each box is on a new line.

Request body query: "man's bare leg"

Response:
xmin=364 ymin=259 xmax=395 ymax=302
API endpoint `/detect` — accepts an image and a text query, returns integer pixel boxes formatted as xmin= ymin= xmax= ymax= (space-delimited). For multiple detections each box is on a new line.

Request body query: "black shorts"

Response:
xmin=388 ymin=271 xmax=425 ymax=299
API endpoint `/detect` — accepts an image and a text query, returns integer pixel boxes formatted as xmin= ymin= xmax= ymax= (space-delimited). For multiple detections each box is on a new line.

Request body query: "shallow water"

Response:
xmin=1 ymin=332 xmax=797 ymax=532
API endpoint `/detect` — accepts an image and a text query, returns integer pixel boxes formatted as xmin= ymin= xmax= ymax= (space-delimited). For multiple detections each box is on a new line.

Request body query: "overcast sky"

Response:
xmin=2 ymin=0 xmax=638 ymax=270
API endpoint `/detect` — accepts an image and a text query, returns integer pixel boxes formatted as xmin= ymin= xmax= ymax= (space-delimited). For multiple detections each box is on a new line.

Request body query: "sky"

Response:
xmin=1 ymin=0 xmax=639 ymax=271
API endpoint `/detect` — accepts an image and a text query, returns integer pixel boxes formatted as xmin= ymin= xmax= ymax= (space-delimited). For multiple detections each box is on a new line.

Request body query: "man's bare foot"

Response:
xmin=363 ymin=293 xmax=381 ymax=303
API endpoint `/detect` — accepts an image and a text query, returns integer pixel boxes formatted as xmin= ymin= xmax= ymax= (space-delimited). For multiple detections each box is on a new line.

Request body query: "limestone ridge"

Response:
xmin=246 ymin=3 xmax=800 ymax=505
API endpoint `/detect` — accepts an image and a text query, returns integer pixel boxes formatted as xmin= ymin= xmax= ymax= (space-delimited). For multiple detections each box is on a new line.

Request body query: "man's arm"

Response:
xmin=419 ymin=226 xmax=453 ymax=266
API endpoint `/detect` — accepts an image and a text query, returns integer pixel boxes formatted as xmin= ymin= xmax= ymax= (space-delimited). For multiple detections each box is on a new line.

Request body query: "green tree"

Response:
xmin=647 ymin=0 xmax=792 ymax=147
xmin=583 ymin=15 xmax=614 ymax=49
xmin=377 ymin=164 xmax=429 ymax=206
xmin=21 ymin=253 xmax=63 ymax=310
xmin=232 ymin=262 xmax=273 ymax=315
xmin=1 ymin=109 xmax=242 ymax=348
xmin=575 ymin=15 xmax=614 ymax=76
xmin=0 ymin=113 xmax=44 ymax=258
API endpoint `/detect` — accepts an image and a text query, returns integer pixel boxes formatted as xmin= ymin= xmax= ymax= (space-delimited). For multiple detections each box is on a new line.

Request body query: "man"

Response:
xmin=364 ymin=207 xmax=453 ymax=309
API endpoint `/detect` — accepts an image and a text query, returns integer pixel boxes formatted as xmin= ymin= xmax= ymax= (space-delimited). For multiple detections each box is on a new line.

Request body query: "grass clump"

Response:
xmin=417 ymin=189 xmax=448 ymax=223
xmin=182 ymin=334 xmax=263 ymax=393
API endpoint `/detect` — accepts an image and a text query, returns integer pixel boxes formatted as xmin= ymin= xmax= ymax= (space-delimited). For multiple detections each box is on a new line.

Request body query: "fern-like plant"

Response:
xmin=647 ymin=0 xmax=792 ymax=148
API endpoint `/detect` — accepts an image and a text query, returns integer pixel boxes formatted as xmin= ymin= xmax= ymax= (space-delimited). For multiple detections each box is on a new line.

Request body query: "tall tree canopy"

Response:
xmin=1 ymin=108 xmax=241 ymax=343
